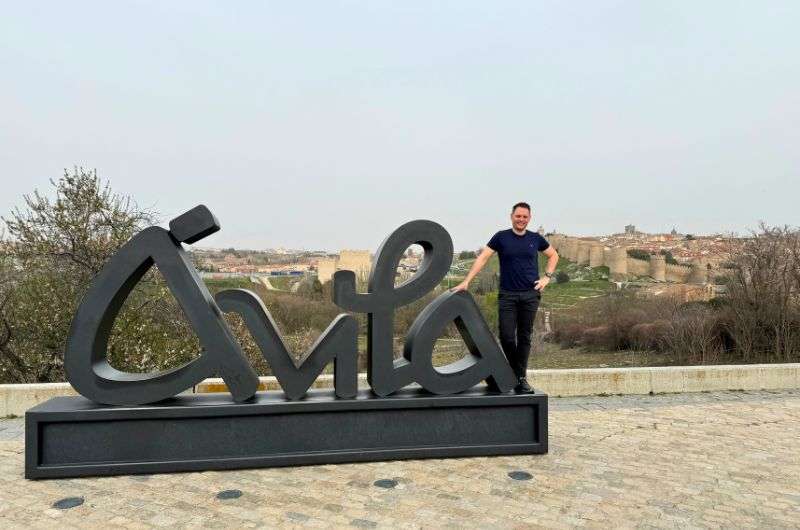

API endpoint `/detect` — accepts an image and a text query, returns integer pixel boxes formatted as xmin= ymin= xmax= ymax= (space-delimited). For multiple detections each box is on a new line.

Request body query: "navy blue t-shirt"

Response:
xmin=487 ymin=230 xmax=550 ymax=291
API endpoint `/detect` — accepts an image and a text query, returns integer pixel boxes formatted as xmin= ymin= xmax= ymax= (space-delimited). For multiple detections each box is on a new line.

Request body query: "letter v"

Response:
xmin=216 ymin=289 xmax=358 ymax=399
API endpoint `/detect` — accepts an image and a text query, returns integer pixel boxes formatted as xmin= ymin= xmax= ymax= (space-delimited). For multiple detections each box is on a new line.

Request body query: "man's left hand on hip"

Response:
xmin=534 ymin=277 xmax=551 ymax=291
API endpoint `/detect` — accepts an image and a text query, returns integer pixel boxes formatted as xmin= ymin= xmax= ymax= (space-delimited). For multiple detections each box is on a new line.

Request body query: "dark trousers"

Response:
xmin=498 ymin=289 xmax=541 ymax=378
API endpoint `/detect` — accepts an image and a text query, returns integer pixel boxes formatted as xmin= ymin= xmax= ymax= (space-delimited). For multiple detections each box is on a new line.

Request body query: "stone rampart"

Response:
xmin=549 ymin=234 xmax=565 ymax=251
xmin=627 ymin=257 xmax=650 ymax=277
xmin=565 ymin=239 xmax=579 ymax=261
xmin=666 ymin=263 xmax=692 ymax=283
xmin=552 ymin=233 xmax=711 ymax=286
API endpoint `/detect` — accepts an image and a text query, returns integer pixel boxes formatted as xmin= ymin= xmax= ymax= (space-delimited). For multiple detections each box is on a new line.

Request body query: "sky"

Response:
xmin=2 ymin=1 xmax=798 ymax=252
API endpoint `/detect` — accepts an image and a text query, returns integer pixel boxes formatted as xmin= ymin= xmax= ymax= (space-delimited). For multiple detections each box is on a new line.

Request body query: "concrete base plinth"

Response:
xmin=26 ymin=388 xmax=548 ymax=479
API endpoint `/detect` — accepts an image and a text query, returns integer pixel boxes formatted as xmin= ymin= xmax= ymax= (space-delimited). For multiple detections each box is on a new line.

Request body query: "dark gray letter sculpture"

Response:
xmin=333 ymin=219 xmax=517 ymax=396
xmin=64 ymin=205 xmax=260 ymax=406
xmin=215 ymin=288 xmax=358 ymax=399
xmin=65 ymin=211 xmax=516 ymax=404
xmin=29 ymin=207 xmax=547 ymax=480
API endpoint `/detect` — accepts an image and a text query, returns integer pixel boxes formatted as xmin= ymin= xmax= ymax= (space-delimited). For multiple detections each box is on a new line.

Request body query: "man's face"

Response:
xmin=510 ymin=207 xmax=531 ymax=232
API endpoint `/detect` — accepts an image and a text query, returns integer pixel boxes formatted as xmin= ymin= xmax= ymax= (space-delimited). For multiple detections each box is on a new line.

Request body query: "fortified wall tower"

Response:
xmin=565 ymin=239 xmax=579 ymax=261
xmin=650 ymin=254 xmax=666 ymax=282
xmin=338 ymin=250 xmax=371 ymax=279
xmin=576 ymin=241 xmax=591 ymax=266
xmin=609 ymin=247 xmax=628 ymax=281
xmin=317 ymin=250 xmax=372 ymax=284
xmin=317 ymin=258 xmax=337 ymax=283
xmin=689 ymin=260 xmax=708 ymax=284
xmin=589 ymin=243 xmax=604 ymax=268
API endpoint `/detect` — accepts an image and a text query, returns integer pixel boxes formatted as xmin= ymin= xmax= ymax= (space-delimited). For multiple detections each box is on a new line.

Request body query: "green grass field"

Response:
xmin=445 ymin=253 xmax=613 ymax=309
xmin=540 ymin=279 xmax=612 ymax=310
xmin=267 ymin=276 xmax=300 ymax=291
xmin=540 ymin=255 xmax=613 ymax=309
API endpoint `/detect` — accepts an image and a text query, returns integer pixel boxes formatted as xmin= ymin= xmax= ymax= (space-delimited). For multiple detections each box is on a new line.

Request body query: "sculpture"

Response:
xmin=30 ymin=204 xmax=547 ymax=480
xmin=65 ymin=206 xmax=517 ymax=405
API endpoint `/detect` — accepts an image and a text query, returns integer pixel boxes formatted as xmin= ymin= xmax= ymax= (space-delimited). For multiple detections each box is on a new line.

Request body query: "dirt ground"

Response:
xmin=430 ymin=339 xmax=722 ymax=370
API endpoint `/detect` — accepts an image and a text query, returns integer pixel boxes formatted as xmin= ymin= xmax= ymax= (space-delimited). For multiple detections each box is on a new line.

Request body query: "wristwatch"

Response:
xmin=544 ymin=271 xmax=554 ymax=279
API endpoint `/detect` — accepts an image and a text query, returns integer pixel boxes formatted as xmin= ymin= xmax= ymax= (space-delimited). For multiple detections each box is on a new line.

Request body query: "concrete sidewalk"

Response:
xmin=1 ymin=390 xmax=798 ymax=528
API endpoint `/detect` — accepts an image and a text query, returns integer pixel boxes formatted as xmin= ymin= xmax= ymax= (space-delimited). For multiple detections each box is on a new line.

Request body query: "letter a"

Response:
xmin=65 ymin=205 xmax=260 ymax=406
xmin=404 ymin=290 xmax=517 ymax=394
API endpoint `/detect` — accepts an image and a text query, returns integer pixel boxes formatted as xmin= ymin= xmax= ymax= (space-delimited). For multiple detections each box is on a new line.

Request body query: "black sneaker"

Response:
xmin=514 ymin=377 xmax=533 ymax=394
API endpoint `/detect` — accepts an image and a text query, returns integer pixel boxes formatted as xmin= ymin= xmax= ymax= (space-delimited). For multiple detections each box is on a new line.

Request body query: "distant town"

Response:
xmin=193 ymin=224 xmax=740 ymax=284
xmin=193 ymin=246 xmax=415 ymax=283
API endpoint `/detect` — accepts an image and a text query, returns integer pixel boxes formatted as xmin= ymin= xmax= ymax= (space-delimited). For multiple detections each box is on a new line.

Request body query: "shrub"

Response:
xmin=629 ymin=319 xmax=670 ymax=352
xmin=659 ymin=249 xmax=679 ymax=265
xmin=550 ymin=291 xmax=679 ymax=352
xmin=626 ymin=248 xmax=650 ymax=261
xmin=581 ymin=325 xmax=615 ymax=350
xmin=662 ymin=304 xmax=723 ymax=364
xmin=555 ymin=271 xmax=570 ymax=284
xmin=552 ymin=323 xmax=586 ymax=349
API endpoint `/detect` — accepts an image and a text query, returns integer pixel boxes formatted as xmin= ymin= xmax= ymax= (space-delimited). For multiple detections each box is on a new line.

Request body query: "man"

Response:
xmin=452 ymin=202 xmax=559 ymax=394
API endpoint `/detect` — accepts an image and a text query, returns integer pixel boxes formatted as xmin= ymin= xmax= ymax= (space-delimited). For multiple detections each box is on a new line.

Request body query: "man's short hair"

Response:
xmin=511 ymin=202 xmax=531 ymax=213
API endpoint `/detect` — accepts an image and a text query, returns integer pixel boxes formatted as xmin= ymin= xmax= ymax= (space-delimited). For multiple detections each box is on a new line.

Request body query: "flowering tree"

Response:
xmin=0 ymin=168 xmax=201 ymax=382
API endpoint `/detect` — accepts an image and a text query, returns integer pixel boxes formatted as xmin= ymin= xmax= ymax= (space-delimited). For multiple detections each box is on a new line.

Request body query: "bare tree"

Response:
xmin=723 ymin=223 xmax=800 ymax=362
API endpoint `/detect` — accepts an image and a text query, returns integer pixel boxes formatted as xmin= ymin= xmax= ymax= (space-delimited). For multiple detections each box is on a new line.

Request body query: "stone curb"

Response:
xmin=3 ymin=364 xmax=798 ymax=417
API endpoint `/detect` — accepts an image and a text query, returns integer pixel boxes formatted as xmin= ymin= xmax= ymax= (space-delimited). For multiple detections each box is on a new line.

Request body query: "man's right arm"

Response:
xmin=451 ymin=246 xmax=496 ymax=292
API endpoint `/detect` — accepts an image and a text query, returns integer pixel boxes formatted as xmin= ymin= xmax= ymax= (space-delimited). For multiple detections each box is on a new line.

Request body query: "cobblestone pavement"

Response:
xmin=1 ymin=390 xmax=798 ymax=529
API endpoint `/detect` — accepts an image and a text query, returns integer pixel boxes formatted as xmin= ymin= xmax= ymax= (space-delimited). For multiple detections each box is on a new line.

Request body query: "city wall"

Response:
xmin=548 ymin=234 xmax=707 ymax=285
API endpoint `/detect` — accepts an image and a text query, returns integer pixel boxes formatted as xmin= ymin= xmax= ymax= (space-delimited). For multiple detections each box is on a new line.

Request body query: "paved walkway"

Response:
xmin=1 ymin=390 xmax=798 ymax=529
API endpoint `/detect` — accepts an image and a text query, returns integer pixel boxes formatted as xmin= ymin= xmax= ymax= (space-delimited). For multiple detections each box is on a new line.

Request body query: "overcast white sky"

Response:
xmin=2 ymin=1 xmax=798 ymax=251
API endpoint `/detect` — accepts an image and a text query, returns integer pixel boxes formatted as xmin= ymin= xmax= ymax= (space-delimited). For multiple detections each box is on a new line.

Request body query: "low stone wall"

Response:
xmin=0 ymin=383 xmax=77 ymax=418
xmin=533 ymin=364 xmax=799 ymax=396
xmin=3 ymin=364 xmax=798 ymax=417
